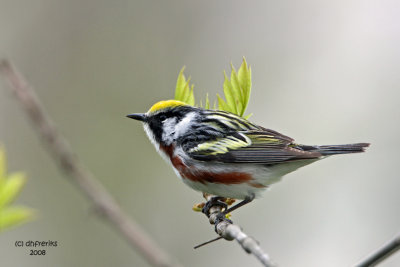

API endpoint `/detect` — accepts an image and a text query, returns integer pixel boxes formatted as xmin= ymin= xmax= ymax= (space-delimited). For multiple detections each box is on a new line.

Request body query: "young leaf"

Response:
xmin=244 ymin=113 xmax=253 ymax=120
xmin=181 ymin=78 xmax=190 ymax=103
xmin=175 ymin=67 xmax=186 ymax=101
xmin=217 ymin=94 xmax=230 ymax=112
xmin=238 ymin=58 xmax=252 ymax=114
xmin=229 ymin=64 xmax=244 ymax=114
xmin=175 ymin=68 xmax=196 ymax=106
xmin=0 ymin=206 xmax=34 ymax=231
xmin=216 ymin=58 xmax=252 ymax=117
xmin=222 ymin=71 xmax=236 ymax=113
xmin=187 ymin=85 xmax=195 ymax=106
xmin=174 ymin=58 xmax=252 ymax=118
xmin=205 ymin=93 xmax=210 ymax=109
xmin=0 ymin=147 xmax=34 ymax=232
xmin=0 ymin=172 xmax=26 ymax=209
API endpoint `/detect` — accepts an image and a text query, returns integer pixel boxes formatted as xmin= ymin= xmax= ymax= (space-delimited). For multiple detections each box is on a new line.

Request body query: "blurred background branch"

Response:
xmin=355 ymin=232 xmax=400 ymax=267
xmin=0 ymin=60 xmax=182 ymax=267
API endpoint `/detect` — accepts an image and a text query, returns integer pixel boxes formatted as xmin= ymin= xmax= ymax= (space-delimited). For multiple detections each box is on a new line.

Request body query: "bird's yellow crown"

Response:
xmin=148 ymin=100 xmax=187 ymax=113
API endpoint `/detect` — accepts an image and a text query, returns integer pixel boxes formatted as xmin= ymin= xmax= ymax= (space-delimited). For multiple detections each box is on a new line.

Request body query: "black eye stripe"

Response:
xmin=155 ymin=107 xmax=194 ymax=122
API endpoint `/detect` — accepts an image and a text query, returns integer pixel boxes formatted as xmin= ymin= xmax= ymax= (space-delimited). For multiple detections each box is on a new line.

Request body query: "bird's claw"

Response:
xmin=201 ymin=196 xmax=228 ymax=217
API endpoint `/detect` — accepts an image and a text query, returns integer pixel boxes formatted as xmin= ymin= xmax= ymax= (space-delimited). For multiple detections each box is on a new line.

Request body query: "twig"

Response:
xmin=203 ymin=195 xmax=277 ymax=267
xmin=355 ymin=232 xmax=400 ymax=267
xmin=0 ymin=60 xmax=182 ymax=267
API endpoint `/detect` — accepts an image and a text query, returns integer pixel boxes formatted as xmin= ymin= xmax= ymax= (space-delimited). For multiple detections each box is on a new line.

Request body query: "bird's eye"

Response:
xmin=159 ymin=114 xmax=167 ymax=122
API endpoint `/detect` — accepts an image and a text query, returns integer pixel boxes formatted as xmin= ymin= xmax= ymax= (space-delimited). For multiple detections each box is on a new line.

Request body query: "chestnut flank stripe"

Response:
xmin=160 ymin=144 xmax=259 ymax=186
xmin=183 ymin=171 xmax=252 ymax=185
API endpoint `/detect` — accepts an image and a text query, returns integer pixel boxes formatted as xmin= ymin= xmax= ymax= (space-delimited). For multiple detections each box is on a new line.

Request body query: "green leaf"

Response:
xmin=229 ymin=64 xmax=244 ymax=114
xmin=244 ymin=113 xmax=253 ymax=120
xmin=222 ymin=71 xmax=236 ymax=113
xmin=0 ymin=147 xmax=35 ymax=232
xmin=175 ymin=67 xmax=196 ymax=106
xmin=0 ymin=172 xmax=26 ymax=209
xmin=0 ymin=206 xmax=34 ymax=231
xmin=181 ymin=78 xmax=190 ymax=103
xmin=205 ymin=93 xmax=210 ymax=109
xmin=238 ymin=58 xmax=252 ymax=114
xmin=175 ymin=67 xmax=186 ymax=101
xmin=174 ymin=59 xmax=252 ymax=117
xmin=187 ymin=85 xmax=195 ymax=106
xmin=217 ymin=94 xmax=230 ymax=112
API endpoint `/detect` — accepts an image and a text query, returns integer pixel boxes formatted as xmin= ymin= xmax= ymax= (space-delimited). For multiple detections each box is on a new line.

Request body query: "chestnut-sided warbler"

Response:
xmin=127 ymin=100 xmax=369 ymax=210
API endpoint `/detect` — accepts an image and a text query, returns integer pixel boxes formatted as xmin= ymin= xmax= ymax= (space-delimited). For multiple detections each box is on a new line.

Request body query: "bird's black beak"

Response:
xmin=126 ymin=113 xmax=147 ymax=122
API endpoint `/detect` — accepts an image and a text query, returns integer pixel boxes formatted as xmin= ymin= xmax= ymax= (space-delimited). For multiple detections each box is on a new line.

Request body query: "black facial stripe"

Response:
xmin=148 ymin=117 xmax=163 ymax=143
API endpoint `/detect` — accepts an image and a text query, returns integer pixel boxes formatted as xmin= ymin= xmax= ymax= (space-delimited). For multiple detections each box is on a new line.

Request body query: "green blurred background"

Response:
xmin=1 ymin=0 xmax=399 ymax=266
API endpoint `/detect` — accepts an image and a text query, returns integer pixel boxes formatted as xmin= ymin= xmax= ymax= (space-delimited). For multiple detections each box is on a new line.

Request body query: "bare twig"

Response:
xmin=202 ymin=195 xmax=276 ymax=267
xmin=0 ymin=60 xmax=182 ymax=267
xmin=355 ymin=232 xmax=400 ymax=267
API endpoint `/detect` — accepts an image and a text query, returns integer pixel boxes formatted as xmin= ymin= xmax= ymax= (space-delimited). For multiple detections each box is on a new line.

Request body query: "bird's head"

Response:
xmin=127 ymin=100 xmax=199 ymax=146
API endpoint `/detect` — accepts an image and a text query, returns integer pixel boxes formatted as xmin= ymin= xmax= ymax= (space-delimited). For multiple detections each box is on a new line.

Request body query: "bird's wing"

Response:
xmin=186 ymin=129 xmax=322 ymax=164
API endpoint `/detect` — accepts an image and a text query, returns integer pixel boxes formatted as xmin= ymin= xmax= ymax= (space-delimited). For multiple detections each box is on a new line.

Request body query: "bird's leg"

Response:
xmin=213 ymin=195 xmax=254 ymax=232
xmin=223 ymin=193 xmax=255 ymax=214
xmin=201 ymin=196 xmax=228 ymax=217
xmin=197 ymin=194 xmax=255 ymax=247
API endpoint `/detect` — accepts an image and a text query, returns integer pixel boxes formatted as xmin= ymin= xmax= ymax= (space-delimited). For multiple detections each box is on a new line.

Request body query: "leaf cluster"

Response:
xmin=174 ymin=67 xmax=195 ymax=106
xmin=0 ymin=146 xmax=34 ymax=232
xmin=174 ymin=58 xmax=252 ymax=118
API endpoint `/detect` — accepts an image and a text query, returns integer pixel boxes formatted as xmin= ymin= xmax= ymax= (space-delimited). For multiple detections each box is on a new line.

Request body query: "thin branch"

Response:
xmin=202 ymin=195 xmax=276 ymax=267
xmin=355 ymin=232 xmax=400 ymax=267
xmin=0 ymin=60 xmax=182 ymax=267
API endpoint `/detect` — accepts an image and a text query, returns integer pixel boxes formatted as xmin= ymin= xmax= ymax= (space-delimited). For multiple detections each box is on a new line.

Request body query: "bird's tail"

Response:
xmin=299 ymin=143 xmax=370 ymax=156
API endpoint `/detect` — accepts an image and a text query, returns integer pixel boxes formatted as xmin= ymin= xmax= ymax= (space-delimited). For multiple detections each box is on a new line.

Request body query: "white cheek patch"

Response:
xmin=161 ymin=117 xmax=178 ymax=144
xmin=173 ymin=112 xmax=196 ymax=139
xmin=161 ymin=112 xmax=197 ymax=144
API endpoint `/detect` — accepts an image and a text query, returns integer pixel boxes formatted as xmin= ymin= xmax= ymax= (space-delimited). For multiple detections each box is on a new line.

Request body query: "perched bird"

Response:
xmin=127 ymin=100 xmax=369 ymax=211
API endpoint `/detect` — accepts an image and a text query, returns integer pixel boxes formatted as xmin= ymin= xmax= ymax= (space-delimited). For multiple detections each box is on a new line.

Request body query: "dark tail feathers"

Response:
xmin=300 ymin=143 xmax=370 ymax=156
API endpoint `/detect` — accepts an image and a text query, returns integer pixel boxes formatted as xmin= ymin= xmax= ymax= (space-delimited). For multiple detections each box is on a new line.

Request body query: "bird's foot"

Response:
xmin=192 ymin=202 xmax=205 ymax=212
xmin=202 ymin=196 xmax=228 ymax=217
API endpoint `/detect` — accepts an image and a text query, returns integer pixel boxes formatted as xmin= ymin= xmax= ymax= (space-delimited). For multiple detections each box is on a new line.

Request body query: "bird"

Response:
xmin=127 ymin=100 xmax=369 ymax=213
